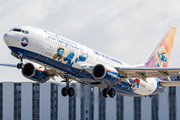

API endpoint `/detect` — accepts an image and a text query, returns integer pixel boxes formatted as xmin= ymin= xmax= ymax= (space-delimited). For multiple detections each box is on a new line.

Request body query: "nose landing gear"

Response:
xmin=17 ymin=56 xmax=24 ymax=69
xmin=12 ymin=51 xmax=25 ymax=69
xmin=17 ymin=63 xmax=24 ymax=69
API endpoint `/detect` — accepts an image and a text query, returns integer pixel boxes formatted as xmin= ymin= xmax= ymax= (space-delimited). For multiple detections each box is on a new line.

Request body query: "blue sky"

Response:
xmin=0 ymin=0 xmax=180 ymax=81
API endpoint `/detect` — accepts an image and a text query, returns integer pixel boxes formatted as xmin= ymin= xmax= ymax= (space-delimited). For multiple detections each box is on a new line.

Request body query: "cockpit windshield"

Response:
xmin=10 ymin=28 xmax=29 ymax=34
xmin=13 ymin=28 xmax=21 ymax=32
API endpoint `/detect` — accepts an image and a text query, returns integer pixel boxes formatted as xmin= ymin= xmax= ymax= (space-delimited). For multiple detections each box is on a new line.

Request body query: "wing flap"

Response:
xmin=160 ymin=81 xmax=180 ymax=87
xmin=115 ymin=67 xmax=180 ymax=81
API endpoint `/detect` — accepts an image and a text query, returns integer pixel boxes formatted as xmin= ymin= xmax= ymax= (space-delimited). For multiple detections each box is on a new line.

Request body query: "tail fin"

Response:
xmin=144 ymin=26 xmax=177 ymax=67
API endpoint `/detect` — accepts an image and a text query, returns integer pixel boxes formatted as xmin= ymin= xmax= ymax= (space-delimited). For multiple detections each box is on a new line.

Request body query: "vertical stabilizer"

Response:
xmin=144 ymin=26 xmax=177 ymax=67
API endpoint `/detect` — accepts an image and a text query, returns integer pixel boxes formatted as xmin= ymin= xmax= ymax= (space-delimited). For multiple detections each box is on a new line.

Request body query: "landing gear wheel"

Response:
xmin=20 ymin=63 xmax=24 ymax=69
xmin=17 ymin=63 xmax=21 ymax=69
xmin=61 ymin=87 xmax=68 ymax=96
xmin=61 ymin=77 xmax=75 ymax=97
xmin=68 ymin=87 xmax=74 ymax=97
xmin=17 ymin=63 xmax=24 ymax=69
xmin=103 ymin=88 xmax=109 ymax=98
xmin=109 ymin=88 xmax=116 ymax=98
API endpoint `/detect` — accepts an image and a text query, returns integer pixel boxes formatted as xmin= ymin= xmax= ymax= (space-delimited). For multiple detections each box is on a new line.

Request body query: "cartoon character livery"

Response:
xmin=118 ymin=78 xmax=140 ymax=92
xmin=64 ymin=52 xmax=75 ymax=66
xmin=131 ymin=78 xmax=140 ymax=88
xmin=144 ymin=27 xmax=176 ymax=67
xmin=53 ymin=45 xmax=65 ymax=62
xmin=2 ymin=26 xmax=180 ymax=99
xmin=156 ymin=46 xmax=167 ymax=67
xmin=75 ymin=53 xmax=88 ymax=63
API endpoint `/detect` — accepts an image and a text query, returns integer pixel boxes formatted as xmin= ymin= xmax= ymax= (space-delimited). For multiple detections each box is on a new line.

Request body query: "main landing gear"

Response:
xmin=103 ymin=88 xmax=116 ymax=98
xmin=61 ymin=77 xmax=75 ymax=97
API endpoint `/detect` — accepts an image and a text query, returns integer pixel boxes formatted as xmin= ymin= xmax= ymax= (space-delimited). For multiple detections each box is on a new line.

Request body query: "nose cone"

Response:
xmin=3 ymin=33 xmax=15 ymax=46
xmin=3 ymin=33 xmax=9 ymax=41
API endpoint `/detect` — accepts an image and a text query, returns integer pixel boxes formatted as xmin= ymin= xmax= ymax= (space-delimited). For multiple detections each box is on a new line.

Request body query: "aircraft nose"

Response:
xmin=3 ymin=33 xmax=9 ymax=41
xmin=3 ymin=33 xmax=15 ymax=46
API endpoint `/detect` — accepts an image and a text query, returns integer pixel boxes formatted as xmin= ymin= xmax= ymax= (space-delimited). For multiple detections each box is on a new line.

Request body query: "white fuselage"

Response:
xmin=3 ymin=26 xmax=162 ymax=96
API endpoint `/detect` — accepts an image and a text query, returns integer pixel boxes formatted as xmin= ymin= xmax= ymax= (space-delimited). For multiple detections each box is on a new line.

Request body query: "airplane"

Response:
xmin=1 ymin=26 xmax=180 ymax=98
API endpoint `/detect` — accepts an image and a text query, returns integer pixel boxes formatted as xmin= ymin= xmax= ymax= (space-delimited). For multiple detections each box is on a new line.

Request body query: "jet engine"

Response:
xmin=22 ymin=63 xmax=50 ymax=83
xmin=92 ymin=64 xmax=119 ymax=80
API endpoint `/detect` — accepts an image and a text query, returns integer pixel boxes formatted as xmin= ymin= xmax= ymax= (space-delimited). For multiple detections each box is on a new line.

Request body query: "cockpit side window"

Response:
xmin=24 ymin=31 xmax=29 ymax=34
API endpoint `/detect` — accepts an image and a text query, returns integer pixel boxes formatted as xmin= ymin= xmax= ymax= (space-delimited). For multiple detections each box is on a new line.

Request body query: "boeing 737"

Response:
xmin=1 ymin=26 xmax=180 ymax=98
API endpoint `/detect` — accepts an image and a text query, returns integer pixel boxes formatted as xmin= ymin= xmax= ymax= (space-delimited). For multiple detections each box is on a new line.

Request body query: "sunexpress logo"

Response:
xmin=44 ymin=31 xmax=79 ymax=50
xmin=21 ymin=37 xmax=29 ymax=47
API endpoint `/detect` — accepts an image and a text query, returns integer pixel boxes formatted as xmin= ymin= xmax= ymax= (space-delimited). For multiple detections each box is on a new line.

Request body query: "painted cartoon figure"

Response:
xmin=118 ymin=81 xmax=133 ymax=91
xmin=64 ymin=52 xmax=75 ymax=66
xmin=118 ymin=78 xmax=140 ymax=92
xmin=131 ymin=77 xmax=140 ymax=88
xmin=156 ymin=46 xmax=167 ymax=67
xmin=75 ymin=53 xmax=88 ymax=62
xmin=53 ymin=45 xmax=66 ymax=62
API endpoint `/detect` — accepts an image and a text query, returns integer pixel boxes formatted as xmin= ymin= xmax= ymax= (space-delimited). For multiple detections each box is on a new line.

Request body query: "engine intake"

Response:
xmin=22 ymin=63 xmax=50 ymax=83
xmin=92 ymin=64 xmax=119 ymax=81
xmin=22 ymin=63 xmax=35 ymax=77
xmin=92 ymin=64 xmax=106 ymax=79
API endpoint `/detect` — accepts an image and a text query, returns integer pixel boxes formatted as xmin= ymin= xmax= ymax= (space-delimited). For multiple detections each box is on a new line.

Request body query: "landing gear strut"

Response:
xmin=102 ymin=88 xmax=116 ymax=98
xmin=61 ymin=77 xmax=75 ymax=97
xmin=17 ymin=58 xmax=24 ymax=69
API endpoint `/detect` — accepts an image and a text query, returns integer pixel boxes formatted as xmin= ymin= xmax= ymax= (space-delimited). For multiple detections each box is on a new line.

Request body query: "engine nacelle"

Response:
xmin=92 ymin=64 xmax=119 ymax=80
xmin=22 ymin=63 xmax=50 ymax=83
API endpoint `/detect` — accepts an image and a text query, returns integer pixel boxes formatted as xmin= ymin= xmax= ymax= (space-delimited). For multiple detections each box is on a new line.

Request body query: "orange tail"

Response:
xmin=144 ymin=26 xmax=177 ymax=67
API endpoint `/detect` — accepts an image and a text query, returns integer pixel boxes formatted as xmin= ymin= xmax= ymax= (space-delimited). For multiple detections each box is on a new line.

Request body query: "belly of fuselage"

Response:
xmin=9 ymin=46 xmax=111 ymax=87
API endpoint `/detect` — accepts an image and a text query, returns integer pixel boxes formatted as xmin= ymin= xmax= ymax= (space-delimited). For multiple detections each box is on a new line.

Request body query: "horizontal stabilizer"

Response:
xmin=160 ymin=81 xmax=180 ymax=87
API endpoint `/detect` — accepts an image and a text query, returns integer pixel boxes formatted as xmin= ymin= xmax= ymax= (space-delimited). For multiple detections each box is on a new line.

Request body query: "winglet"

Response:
xmin=144 ymin=26 xmax=177 ymax=67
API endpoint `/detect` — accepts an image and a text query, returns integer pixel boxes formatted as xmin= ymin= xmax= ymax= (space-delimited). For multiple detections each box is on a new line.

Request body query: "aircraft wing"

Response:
xmin=0 ymin=63 xmax=66 ymax=81
xmin=0 ymin=63 xmax=17 ymax=68
xmin=160 ymin=81 xmax=180 ymax=87
xmin=115 ymin=67 xmax=180 ymax=81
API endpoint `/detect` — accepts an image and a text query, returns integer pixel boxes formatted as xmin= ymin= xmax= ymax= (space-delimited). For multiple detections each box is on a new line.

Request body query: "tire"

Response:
xmin=17 ymin=63 xmax=21 ymax=69
xmin=103 ymin=88 xmax=109 ymax=98
xmin=109 ymin=88 xmax=116 ymax=98
xmin=61 ymin=87 xmax=68 ymax=97
xmin=68 ymin=87 xmax=74 ymax=97
xmin=20 ymin=63 xmax=24 ymax=69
